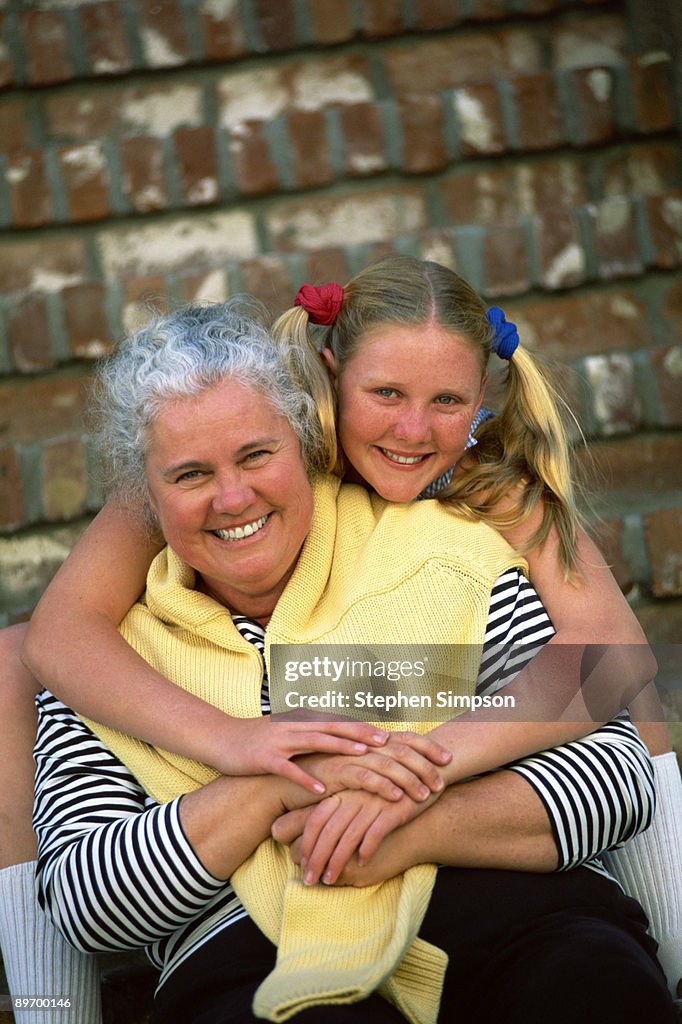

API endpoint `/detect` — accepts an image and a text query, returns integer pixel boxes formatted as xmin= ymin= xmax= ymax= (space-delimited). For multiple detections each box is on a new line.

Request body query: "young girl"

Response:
xmin=2 ymin=257 xmax=679 ymax=997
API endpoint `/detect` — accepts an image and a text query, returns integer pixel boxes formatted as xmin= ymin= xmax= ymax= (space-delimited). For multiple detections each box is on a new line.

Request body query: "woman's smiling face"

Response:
xmin=144 ymin=379 xmax=314 ymax=620
xmin=328 ymin=321 xmax=487 ymax=503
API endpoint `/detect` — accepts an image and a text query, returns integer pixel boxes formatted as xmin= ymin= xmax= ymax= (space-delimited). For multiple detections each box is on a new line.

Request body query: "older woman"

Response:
xmin=33 ymin=304 xmax=674 ymax=1024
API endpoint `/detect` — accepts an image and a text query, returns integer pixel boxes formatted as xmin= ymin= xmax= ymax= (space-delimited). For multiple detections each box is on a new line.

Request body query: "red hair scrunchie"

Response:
xmin=294 ymin=282 xmax=344 ymax=325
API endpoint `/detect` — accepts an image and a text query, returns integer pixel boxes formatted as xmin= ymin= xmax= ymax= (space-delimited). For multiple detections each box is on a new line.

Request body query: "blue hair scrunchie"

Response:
xmin=486 ymin=306 xmax=519 ymax=360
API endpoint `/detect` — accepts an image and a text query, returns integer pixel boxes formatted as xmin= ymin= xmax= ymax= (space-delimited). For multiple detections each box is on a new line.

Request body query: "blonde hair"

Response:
xmin=273 ymin=255 xmax=585 ymax=577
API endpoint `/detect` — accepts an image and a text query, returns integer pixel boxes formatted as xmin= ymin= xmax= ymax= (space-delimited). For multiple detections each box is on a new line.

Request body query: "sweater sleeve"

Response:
xmin=33 ymin=690 xmax=227 ymax=954
xmin=477 ymin=570 xmax=656 ymax=870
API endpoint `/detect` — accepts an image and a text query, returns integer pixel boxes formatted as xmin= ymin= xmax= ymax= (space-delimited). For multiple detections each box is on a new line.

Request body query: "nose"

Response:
xmin=211 ymin=472 xmax=256 ymax=515
xmin=392 ymin=405 xmax=432 ymax=445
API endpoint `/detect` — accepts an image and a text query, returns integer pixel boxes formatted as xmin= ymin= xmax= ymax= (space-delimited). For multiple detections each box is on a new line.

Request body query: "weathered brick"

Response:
xmin=648 ymin=345 xmax=682 ymax=427
xmin=534 ymin=211 xmax=587 ymax=291
xmin=80 ymin=0 xmax=133 ymax=76
xmin=397 ymin=95 xmax=448 ymax=174
xmin=174 ymin=126 xmax=219 ymax=206
xmin=139 ymin=0 xmax=190 ymax=68
xmin=357 ymin=0 xmax=404 ymax=37
xmin=0 ymin=14 xmax=14 ymax=88
xmin=600 ymin=141 xmax=681 ymax=199
xmin=589 ymin=517 xmax=633 ymax=594
xmin=637 ymin=600 xmax=682 ymax=644
xmin=464 ymin=0 xmax=507 ymax=20
xmin=62 ymin=282 xmax=113 ymax=360
xmin=57 ymin=143 xmax=110 ymax=222
xmin=563 ymin=67 xmax=616 ymax=147
xmin=121 ymin=276 xmax=169 ymax=334
xmin=586 ymin=434 xmax=682 ymax=501
xmin=0 ymin=446 xmax=25 ymax=532
xmin=301 ymin=248 xmax=352 ymax=289
xmin=253 ymin=0 xmax=297 ymax=51
xmin=6 ymin=150 xmax=53 ymax=228
xmin=662 ymin=278 xmax=682 ymax=338
xmin=339 ymin=103 xmax=388 ymax=178
xmin=120 ymin=136 xmax=168 ymax=213
xmin=382 ymin=31 xmax=543 ymax=96
xmin=412 ymin=0 xmax=464 ymax=30
xmin=510 ymin=72 xmax=564 ymax=152
xmin=644 ymin=508 xmax=682 ymax=597
xmin=0 ymin=237 xmax=87 ymax=296
xmin=513 ymin=290 xmax=652 ymax=360
xmin=45 ymin=90 xmax=122 ymax=144
xmin=551 ymin=13 xmax=627 ymax=70
xmin=176 ymin=267 xmax=229 ymax=305
xmin=288 ymin=110 xmax=334 ymax=189
xmin=643 ymin=191 xmax=682 ymax=270
xmin=7 ymin=294 xmax=55 ymax=371
xmin=307 ymin=0 xmax=354 ymax=45
xmin=41 ymin=437 xmax=89 ymax=522
xmin=451 ymin=83 xmax=506 ymax=157
xmin=584 ymin=353 xmax=641 ymax=436
xmin=629 ymin=55 xmax=676 ymax=134
xmin=416 ymin=230 xmax=459 ymax=271
xmin=21 ymin=9 xmax=73 ymax=85
xmin=0 ymin=373 xmax=90 ymax=445
xmin=228 ymin=122 xmax=280 ymax=196
xmin=441 ymin=167 xmax=515 ymax=224
xmin=0 ymin=99 xmax=31 ymax=154
xmin=240 ymin=256 xmax=297 ymax=317
xmin=121 ymin=83 xmax=204 ymax=137
xmin=587 ymin=197 xmax=644 ymax=280
xmin=481 ymin=224 xmax=530 ymax=297
xmin=198 ymin=0 xmax=246 ymax=61
xmin=266 ymin=187 xmax=427 ymax=252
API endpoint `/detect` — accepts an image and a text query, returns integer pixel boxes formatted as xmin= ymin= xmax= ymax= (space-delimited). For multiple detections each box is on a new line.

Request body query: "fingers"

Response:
xmin=271 ymin=807 xmax=310 ymax=845
xmin=271 ymin=756 xmax=328 ymax=795
xmin=341 ymin=745 xmax=442 ymax=802
xmin=300 ymin=797 xmax=379 ymax=885
xmin=389 ymin=731 xmax=452 ymax=768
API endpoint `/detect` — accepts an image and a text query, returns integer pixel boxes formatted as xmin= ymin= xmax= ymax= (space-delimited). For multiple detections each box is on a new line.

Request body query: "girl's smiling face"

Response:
xmin=325 ymin=321 xmax=487 ymax=503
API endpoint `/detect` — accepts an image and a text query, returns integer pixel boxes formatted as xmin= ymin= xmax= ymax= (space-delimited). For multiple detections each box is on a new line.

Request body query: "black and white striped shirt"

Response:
xmin=34 ymin=569 xmax=655 ymax=991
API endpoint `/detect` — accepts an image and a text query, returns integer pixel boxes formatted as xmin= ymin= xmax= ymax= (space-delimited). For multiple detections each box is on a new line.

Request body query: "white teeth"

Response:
xmin=213 ymin=515 xmax=268 ymax=542
xmin=382 ymin=449 xmax=426 ymax=465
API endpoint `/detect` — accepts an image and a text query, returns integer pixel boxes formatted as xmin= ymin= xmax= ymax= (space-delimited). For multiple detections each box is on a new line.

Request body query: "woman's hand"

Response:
xmin=273 ymin=784 xmax=441 ymax=885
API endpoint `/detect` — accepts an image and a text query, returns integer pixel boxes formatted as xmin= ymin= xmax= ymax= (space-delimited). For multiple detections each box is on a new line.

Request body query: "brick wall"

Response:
xmin=1 ymin=0 xmax=681 ymax=665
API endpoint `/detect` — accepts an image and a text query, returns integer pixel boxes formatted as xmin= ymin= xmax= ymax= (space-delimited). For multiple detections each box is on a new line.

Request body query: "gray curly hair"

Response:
xmin=92 ymin=301 xmax=337 ymax=521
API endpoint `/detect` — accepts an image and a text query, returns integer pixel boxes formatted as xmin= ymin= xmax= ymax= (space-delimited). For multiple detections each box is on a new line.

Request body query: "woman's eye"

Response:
xmin=243 ymin=449 xmax=271 ymax=463
xmin=177 ymin=469 xmax=203 ymax=482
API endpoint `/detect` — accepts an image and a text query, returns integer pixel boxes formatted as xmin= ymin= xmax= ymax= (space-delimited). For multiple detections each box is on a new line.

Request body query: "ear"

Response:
xmin=319 ymin=347 xmax=338 ymax=386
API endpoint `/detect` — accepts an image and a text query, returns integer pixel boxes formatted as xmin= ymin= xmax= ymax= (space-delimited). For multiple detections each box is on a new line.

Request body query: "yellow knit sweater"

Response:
xmin=82 ymin=476 xmax=525 ymax=1023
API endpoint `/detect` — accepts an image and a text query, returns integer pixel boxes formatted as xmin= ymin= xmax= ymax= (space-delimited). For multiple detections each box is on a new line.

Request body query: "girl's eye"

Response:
xmin=435 ymin=395 xmax=459 ymax=406
xmin=375 ymin=387 xmax=398 ymax=399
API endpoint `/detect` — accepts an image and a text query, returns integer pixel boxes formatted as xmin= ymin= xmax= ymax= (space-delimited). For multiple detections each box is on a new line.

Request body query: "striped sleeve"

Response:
xmin=34 ymin=690 xmax=226 ymax=954
xmin=477 ymin=570 xmax=656 ymax=870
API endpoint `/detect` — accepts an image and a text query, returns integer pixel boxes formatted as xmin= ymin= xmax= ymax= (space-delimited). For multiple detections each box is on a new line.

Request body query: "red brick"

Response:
xmin=139 ymin=0 xmax=190 ymax=67
xmin=120 ymin=136 xmax=168 ymax=213
xmin=21 ymin=9 xmax=73 ymax=85
xmin=0 ymin=99 xmax=31 ymax=155
xmin=122 ymin=276 xmax=169 ymax=325
xmin=451 ymin=83 xmax=505 ymax=157
xmin=535 ymin=212 xmax=587 ymax=291
xmin=510 ymin=72 xmax=564 ymax=151
xmin=240 ymin=257 xmax=297 ymax=318
xmin=413 ymin=0 xmax=464 ymax=30
xmin=441 ymin=167 xmax=515 ymax=224
xmin=481 ymin=223 xmax=530 ymax=297
xmin=467 ymin=0 xmax=507 ymax=19
xmin=228 ymin=122 xmax=280 ymax=196
xmin=644 ymin=191 xmax=682 ymax=270
xmin=62 ymin=283 xmax=113 ymax=360
xmin=0 ymin=373 xmax=90 ymax=444
xmin=302 ymin=248 xmax=352 ymax=288
xmin=253 ymin=0 xmax=297 ymax=51
xmin=0 ymin=15 xmax=13 ymax=88
xmin=79 ymin=1 xmax=133 ymax=76
xmin=551 ymin=13 xmax=627 ymax=70
xmin=564 ymin=67 xmax=616 ymax=147
xmin=522 ymin=158 xmax=588 ymax=216
xmin=416 ymin=229 xmax=459 ymax=270
xmin=307 ymin=0 xmax=354 ymax=44
xmin=288 ymin=111 xmax=334 ymax=189
xmin=636 ymin=600 xmax=682 ymax=644
xmin=589 ymin=517 xmax=633 ymax=595
xmin=0 ymin=237 xmax=87 ymax=296
xmin=514 ymin=290 xmax=652 ymax=360
xmin=586 ymin=435 xmax=682 ymax=501
xmin=7 ymin=295 xmax=55 ymax=372
xmin=644 ymin=508 xmax=682 ymax=597
xmin=174 ymin=126 xmax=219 ymax=206
xmin=397 ymin=95 xmax=447 ymax=174
xmin=41 ymin=437 xmax=88 ymax=521
xmin=584 ymin=353 xmax=641 ymax=436
xmin=199 ymin=0 xmax=246 ymax=61
xmin=7 ymin=150 xmax=53 ymax=228
xmin=600 ymin=141 xmax=681 ymax=198
xmin=339 ymin=103 xmax=388 ymax=178
xmin=662 ymin=278 xmax=682 ymax=337
xmin=629 ymin=56 xmax=675 ymax=134
xmin=0 ymin=446 xmax=25 ymax=531
xmin=357 ymin=0 xmax=404 ymax=37
xmin=176 ymin=268 xmax=229 ymax=304
xmin=383 ymin=31 xmax=543 ymax=96
xmin=649 ymin=345 xmax=682 ymax=428
xmin=45 ymin=90 xmax=122 ymax=144
xmin=57 ymin=143 xmax=110 ymax=222
xmin=587 ymin=197 xmax=644 ymax=280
